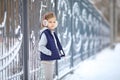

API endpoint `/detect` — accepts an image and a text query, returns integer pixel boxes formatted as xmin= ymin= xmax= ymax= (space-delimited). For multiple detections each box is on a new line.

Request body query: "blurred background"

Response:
xmin=91 ymin=0 xmax=120 ymax=42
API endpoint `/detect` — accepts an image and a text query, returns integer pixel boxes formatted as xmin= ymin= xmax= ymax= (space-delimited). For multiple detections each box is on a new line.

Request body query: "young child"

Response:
xmin=38 ymin=12 xmax=65 ymax=80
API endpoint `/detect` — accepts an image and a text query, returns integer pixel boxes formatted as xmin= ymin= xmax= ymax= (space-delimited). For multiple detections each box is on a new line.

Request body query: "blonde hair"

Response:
xmin=41 ymin=12 xmax=56 ymax=28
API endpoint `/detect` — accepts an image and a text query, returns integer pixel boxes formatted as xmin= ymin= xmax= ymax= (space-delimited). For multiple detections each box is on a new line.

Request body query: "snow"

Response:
xmin=62 ymin=43 xmax=120 ymax=80
xmin=0 ymin=11 xmax=7 ymax=28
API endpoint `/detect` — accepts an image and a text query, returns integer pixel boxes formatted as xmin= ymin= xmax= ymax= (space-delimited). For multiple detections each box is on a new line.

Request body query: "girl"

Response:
xmin=38 ymin=12 xmax=65 ymax=80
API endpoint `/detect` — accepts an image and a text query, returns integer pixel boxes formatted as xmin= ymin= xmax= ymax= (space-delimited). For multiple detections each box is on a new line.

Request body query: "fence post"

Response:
xmin=23 ymin=0 xmax=29 ymax=80
xmin=109 ymin=0 xmax=114 ymax=47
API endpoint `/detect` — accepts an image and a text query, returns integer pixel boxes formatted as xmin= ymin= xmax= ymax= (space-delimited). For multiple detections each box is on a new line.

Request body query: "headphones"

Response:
xmin=42 ymin=19 xmax=58 ymax=28
xmin=42 ymin=19 xmax=48 ymax=27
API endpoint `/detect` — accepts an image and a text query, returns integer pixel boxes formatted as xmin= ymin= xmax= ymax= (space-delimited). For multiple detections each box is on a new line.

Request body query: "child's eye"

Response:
xmin=49 ymin=21 xmax=52 ymax=23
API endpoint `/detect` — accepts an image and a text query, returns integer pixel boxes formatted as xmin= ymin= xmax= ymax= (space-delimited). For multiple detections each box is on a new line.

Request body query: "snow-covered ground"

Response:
xmin=62 ymin=43 xmax=120 ymax=80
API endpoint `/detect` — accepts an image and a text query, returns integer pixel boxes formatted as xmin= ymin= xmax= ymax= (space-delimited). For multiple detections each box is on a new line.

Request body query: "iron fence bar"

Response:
xmin=23 ymin=0 xmax=29 ymax=80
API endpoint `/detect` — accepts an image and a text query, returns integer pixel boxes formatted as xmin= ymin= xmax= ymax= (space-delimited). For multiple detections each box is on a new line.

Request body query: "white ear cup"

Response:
xmin=42 ymin=20 xmax=48 ymax=26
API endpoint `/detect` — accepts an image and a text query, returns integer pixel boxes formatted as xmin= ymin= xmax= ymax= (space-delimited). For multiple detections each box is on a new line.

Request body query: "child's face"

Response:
xmin=47 ymin=17 xmax=57 ymax=31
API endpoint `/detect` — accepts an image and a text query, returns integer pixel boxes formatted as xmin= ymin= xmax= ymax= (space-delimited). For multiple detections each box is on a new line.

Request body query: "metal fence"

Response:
xmin=0 ymin=0 xmax=111 ymax=80
xmin=55 ymin=0 xmax=110 ymax=79
xmin=0 ymin=0 xmax=24 ymax=80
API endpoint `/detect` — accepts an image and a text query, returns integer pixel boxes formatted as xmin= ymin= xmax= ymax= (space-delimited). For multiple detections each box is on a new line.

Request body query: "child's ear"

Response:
xmin=42 ymin=20 xmax=48 ymax=26
xmin=55 ymin=20 xmax=58 ymax=28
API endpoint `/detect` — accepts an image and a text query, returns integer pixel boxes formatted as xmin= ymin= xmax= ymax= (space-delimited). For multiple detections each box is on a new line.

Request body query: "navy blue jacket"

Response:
xmin=40 ymin=29 xmax=65 ymax=60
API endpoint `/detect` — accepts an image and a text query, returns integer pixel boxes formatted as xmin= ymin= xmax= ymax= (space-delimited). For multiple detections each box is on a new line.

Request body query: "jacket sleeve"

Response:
xmin=38 ymin=33 xmax=52 ymax=56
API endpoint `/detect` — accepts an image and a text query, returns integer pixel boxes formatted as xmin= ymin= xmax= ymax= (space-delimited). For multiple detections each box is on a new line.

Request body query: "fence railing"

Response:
xmin=0 ymin=0 xmax=111 ymax=80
